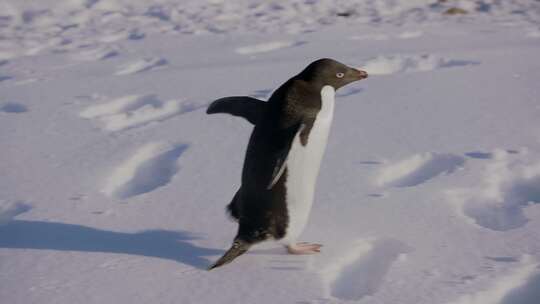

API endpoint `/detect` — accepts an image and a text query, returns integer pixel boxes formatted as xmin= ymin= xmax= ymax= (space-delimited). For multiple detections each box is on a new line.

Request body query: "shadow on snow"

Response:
xmin=0 ymin=220 xmax=222 ymax=269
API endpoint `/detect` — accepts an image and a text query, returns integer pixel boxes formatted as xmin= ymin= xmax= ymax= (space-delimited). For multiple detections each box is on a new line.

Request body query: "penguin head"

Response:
xmin=298 ymin=58 xmax=368 ymax=90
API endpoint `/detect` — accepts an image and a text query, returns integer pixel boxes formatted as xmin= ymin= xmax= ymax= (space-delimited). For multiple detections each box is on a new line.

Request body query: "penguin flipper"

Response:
xmin=226 ymin=189 xmax=241 ymax=221
xmin=206 ymin=96 xmax=266 ymax=125
xmin=267 ymin=123 xmax=306 ymax=189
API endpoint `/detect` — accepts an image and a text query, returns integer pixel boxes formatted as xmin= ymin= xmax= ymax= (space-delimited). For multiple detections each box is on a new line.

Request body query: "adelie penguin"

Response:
xmin=206 ymin=58 xmax=368 ymax=270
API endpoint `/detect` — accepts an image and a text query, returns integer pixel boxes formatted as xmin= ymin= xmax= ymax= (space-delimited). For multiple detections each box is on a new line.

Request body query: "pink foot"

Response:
xmin=286 ymin=242 xmax=323 ymax=255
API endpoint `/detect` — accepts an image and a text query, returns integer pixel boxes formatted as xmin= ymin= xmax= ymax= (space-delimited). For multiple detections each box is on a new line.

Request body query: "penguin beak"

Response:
xmin=353 ymin=68 xmax=368 ymax=80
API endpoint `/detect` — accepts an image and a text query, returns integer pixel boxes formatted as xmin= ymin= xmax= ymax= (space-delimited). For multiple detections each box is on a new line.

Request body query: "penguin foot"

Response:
xmin=286 ymin=242 xmax=322 ymax=254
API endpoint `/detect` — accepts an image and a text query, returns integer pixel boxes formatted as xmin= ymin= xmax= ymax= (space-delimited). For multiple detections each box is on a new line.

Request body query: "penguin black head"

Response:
xmin=297 ymin=58 xmax=368 ymax=90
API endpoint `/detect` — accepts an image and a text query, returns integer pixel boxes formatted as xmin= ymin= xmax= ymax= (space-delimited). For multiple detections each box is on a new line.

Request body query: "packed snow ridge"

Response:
xmin=80 ymin=94 xmax=189 ymax=132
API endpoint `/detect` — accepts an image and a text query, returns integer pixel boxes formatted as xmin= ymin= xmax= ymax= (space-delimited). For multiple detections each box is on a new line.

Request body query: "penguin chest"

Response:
xmin=283 ymin=85 xmax=335 ymax=242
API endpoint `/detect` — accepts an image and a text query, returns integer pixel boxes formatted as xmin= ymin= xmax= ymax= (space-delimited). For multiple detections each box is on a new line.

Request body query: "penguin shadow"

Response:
xmin=0 ymin=75 xmax=13 ymax=82
xmin=0 ymin=220 xmax=222 ymax=269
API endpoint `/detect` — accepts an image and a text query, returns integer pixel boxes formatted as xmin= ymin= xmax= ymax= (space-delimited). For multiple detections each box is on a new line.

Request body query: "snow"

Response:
xmin=448 ymin=149 xmax=540 ymax=231
xmin=447 ymin=255 xmax=539 ymax=304
xmin=79 ymin=94 xmax=190 ymax=131
xmin=376 ymin=153 xmax=466 ymax=187
xmin=115 ymin=58 xmax=168 ymax=76
xmin=1 ymin=1 xmax=540 ymax=304
xmin=102 ymin=142 xmax=188 ymax=199
xmin=321 ymin=238 xmax=410 ymax=301
xmin=362 ymin=54 xmax=479 ymax=75
xmin=0 ymin=200 xmax=31 ymax=226
xmin=235 ymin=41 xmax=306 ymax=55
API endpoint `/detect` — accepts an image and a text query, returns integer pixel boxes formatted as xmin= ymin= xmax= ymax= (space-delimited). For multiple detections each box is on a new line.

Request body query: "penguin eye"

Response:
xmin=336 ymin=72 xmax=345 ymax=78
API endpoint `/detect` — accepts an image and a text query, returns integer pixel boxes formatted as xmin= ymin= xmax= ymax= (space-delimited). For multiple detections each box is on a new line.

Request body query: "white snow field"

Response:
xmin=2 ymin=0 xmax=540 ymax=303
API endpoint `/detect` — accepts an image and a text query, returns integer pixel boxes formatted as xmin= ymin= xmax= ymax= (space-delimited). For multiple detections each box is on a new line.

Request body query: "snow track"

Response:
xmin=320 ymin=238 xmax=410 ymax=301
xmin=447 ymin=256 xmax=539 ymax=304
xmin=376 ymin=153 xmax=466 ymax=187
xmin=102 ymin=142 xmax=188 ymax=199
xmin=449 ymin=150 xmax=540 ymax=231
xmin=80 ymin=95 xmax=190 ymax=132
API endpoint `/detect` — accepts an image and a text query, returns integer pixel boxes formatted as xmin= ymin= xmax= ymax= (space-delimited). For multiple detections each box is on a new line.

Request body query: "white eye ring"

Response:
xmin=336 ymin=72 xmax=345 ymax=78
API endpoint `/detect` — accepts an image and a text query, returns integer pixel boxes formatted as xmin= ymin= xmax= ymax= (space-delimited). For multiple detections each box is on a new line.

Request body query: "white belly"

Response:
xmin=281 ymin=85 xmax=335 ymax=244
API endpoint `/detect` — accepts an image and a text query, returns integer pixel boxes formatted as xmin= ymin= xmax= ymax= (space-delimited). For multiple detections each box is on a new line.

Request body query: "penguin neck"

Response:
xmin=320 ymin=85 xmax=335 ymax=98
xmin=319 ymin=85 xmax=335 ymax=118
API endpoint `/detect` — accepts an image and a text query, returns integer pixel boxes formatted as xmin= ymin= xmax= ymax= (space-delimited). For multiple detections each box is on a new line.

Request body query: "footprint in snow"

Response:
xmin=235 ymin=41 xmax=306 ymax=55
xmin=367 ymin=193 xmax=387 ymax=198
xmin=447 ymin=256 xmax=540 ymax=304
xmin=319 ymin=238 xmax=410 ymax=301
xmin=451 ymin=151 xmax=540 ymax=231
xmin=102 ymin=142 xmax=188 ymax=199
xmin=115 ymin=57 xmax=167 ymax=75
xmin=357 ymin=160 xmax=383 ymax=165
xmin=465 ymin=151 xmax=494 ymax=159
xmin=79 ymin=94 xmax=197 ymax=132
xmin=376 ymin=153 xmax=466 ymax=187
xmin=1 ymin=102 xmax=28 ymax=114
xmin=0 ymin=200 xmax=32 ymax=226
xmin=97 ymin=28 xmax=145 ymax=44
xmin=127 ymin=29 xmax=145 ymax=40
xmin=72 ymin=46 xmax=119 ymax=62
xmin=485 ymin=256 xmax=519 ymax=263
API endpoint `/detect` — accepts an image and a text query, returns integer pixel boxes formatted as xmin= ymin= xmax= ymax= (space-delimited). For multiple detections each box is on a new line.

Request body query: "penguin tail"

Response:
xmin=208 ymin=239 xmax=251 ymax=270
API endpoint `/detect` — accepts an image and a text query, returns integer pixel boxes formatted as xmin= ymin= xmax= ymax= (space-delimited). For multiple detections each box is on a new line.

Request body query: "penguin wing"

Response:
xmin=267 ymin=123 xmax=305 ymax=189
xmin=206 ymin=96 xmax=266 ymax=125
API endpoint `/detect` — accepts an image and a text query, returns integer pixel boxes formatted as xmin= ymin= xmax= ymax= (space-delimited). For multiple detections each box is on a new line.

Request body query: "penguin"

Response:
xmin=206 ymin=58 xmax=368 ymax=270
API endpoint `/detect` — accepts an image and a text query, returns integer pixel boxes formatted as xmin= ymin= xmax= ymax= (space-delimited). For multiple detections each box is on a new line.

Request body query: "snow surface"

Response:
xmin=2 ymin=1 xmax=540 ymax=304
